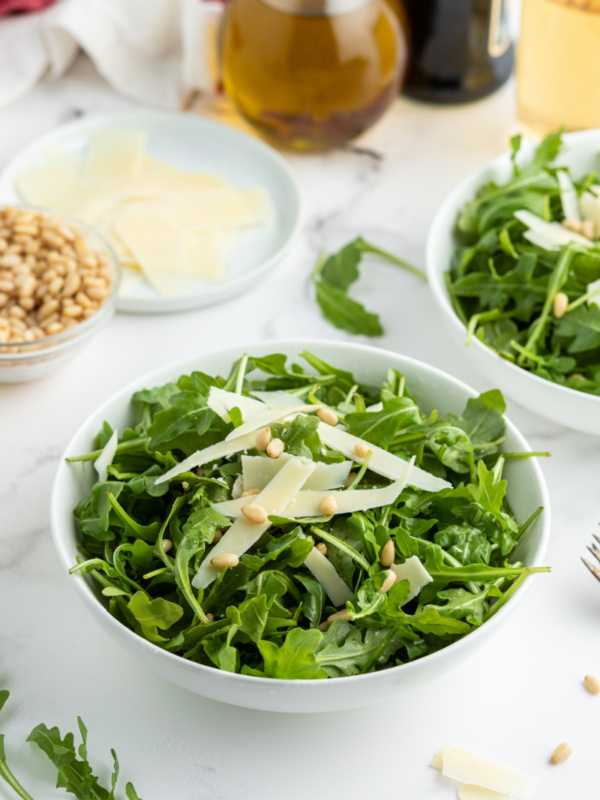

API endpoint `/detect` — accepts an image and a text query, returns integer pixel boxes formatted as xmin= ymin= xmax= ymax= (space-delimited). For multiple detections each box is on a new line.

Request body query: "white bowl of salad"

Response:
xmin=51 ymin=340 xmax=550 ymax=713
xmin=428 ymin=129 xmax=600 ymax=435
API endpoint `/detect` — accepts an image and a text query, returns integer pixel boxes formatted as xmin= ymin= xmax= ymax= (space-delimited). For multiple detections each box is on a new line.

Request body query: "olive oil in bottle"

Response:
xmin=220 ymin=0 xmax=407 ymax=151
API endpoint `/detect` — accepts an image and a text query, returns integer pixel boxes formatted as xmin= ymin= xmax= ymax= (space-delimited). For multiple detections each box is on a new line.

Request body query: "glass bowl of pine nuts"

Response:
xmin=0 ymin=205 xmax=120 ymax=382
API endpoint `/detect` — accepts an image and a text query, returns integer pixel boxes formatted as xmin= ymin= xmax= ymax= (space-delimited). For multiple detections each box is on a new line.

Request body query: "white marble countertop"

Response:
xmin=1 ymin=55 xmax=599 ymax=800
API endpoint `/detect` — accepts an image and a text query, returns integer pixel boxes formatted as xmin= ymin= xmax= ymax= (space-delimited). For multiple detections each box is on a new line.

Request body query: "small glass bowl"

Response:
xmin=0 ymin=207 xmax=121 ymax=383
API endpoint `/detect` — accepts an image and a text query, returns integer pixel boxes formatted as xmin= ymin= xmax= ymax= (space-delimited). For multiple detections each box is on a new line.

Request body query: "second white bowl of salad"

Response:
xmin=51 ymin=340 xmax=550 ymax=713
xmin=428 ymin=129 xmax=600 ymax=434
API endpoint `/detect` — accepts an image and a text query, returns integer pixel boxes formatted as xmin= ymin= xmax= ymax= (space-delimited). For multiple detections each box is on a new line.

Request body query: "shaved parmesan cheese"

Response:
xmin=316 ymin=422 xmax=451 ymax=492
xmin=587 ymin=277 xmax=600 ymax=309
xmin=390 ymin=556 xmax=432 ymax=604
xmin=580 ymin=190 xmax=600 ymax=230
xmin=299 ymin=533 xmax=353 ymax=606
xmin=155 ymin=431 xmax=259 ymax=485
xmin=285 ymin=463 xmax=412 ymax=518
xmin=163 ymin=187 xmax=270 ymax=232
xmin=457 ymin=785 xmax=510 ymax=800
xmin=366 ymin=402 xmax=383 ymax=413
xmin=192 ymin=459 xmax=316 ymax=589
xmin=113 ymin=203 xmax=188 ymax=295
xmin=81 ymin=130 xmax=146 ymax=186
xmin=557 ymin=170 xmax=581 ymax=222
xmin=241 ymin=454 xmax=352 ymax=492
xmin=207 ymin=387 xmax=267 ymax=424
xmin=214 ymin=459 xmax=411 ymax=519
xmin=438 ymin=746 xmax=536 ymax=799
xmin=251 ymin=390 xmax=302 ymax=408
xmin=515 ymin=209 xmax=590 ymax=248
xmin=224 ymin=405 xmax=321 ymax=442
xmin=94 ymin=430 xmax=118 ymax=482
xmin=231 ymin=475 xmax=244 ymax=499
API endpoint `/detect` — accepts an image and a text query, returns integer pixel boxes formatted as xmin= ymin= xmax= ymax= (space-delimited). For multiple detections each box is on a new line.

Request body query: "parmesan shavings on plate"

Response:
xmin=16 ymin=129 xmax=273 ymax=295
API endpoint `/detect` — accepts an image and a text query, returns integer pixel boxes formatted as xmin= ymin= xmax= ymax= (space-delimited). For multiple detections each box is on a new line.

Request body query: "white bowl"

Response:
xmin=427 ymin=129 xmax=600 ymax=435
xmin=50 ymin=340 xmax=550 ymax=713
xmin=0 ymin=207 xmax=120 ymax=382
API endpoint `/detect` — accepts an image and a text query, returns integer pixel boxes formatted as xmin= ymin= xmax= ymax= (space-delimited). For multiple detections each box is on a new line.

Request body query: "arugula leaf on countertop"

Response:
xmin=0 ymin=690 xmax=143 ymax=800
xmin=312 ymin=237 xmax=426 ymax=337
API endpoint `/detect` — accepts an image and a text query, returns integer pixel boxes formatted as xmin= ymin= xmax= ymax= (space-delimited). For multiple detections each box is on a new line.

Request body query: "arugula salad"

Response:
xmin=447 ymin=131 xmax=600 ymax=395
xmin=68 ymin=351 xmax=548 ymax=680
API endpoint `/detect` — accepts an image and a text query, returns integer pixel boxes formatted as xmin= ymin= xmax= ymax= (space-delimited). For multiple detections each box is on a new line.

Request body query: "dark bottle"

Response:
xmin=402 ymin=0 xmax=514 ymax=103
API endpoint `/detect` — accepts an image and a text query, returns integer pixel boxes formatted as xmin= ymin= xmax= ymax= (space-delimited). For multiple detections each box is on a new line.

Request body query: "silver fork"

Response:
xmin=582 ymin=534 xmax=600 ymax=583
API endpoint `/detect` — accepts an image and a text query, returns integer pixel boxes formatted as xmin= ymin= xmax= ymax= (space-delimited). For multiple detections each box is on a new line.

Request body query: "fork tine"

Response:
xmin=587 ymin=544 xmax=600 ymax=565
xmin=582 ymin=557 xmax=600 ymax=583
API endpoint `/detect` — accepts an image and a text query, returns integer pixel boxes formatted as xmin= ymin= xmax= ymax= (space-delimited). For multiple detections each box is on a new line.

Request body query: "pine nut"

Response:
xmin=48 ymin=277 xmax=64 ymax=296
xmin=162 ymin=539 xmax=173 ymax=553
xmin=327 ymin=609 xmax=350 ymax=625
xmin=19 ymin=297 xmax=34 ymax=311
xmin=584 ymin=675 xmax=600 ymax=695
xmin=354 ymin=442 xmax=370 ymax=459
xmin=39 ymin=299 xmax=59 ymax=319
xmin=241 ymin=504 xmax=268 ymax=524
xmin=212 ymin=529 xmax=223 ymax=544
xmin=318 ymin=608 xmax=351 ymax=629
xmin=63 ymin=271 xmax=82 ymax=297
xmin=9 ymin=305 xmax=25 ymax=319
xmin=380 ymin=540 xmax=395 ymax=567
xmin=320 ymin=495 xmax=338 ymax=515
xmin=62 ymin=303 xmax=83 ymax=318
xmin=0 ymin=279 xmax=14 ymax=293
xmin=46 ymin=322 xmax=63 ymax=335
xmin=317 ymin=407 xmax=338 ymax=426
xmin=75 ymin=291 xmax=93 ymax=308
xmin=581 ymin=218 xmax=597 ymax=240
xmin=255 ymin=427 xmax=271 ymax=451
xmin=210 ymin=553 xmax=239 ymax=570
xmin=553 ymin=292 xmax=569 ymax=319
xmin=267 ymin=437 xmax=284 ymax=458
xmin=86 ymin=286 xmax=109 ymax=300
xmin=562 ymin=218 xmax=583 ymax=233
xmin=378 ymin=569 xmax=397 ymax=594
xmin=315 ymin=542 xmax=327 ymax=555
xmin=18 ymin=276 xmax=36 ymax=298
xmin=0 ymin=292 xmax=8 ymax=307
xmin=205 ymin=613 xmax=215 ymax=622
xmin=550 ymin=742 xmax=573 ymax=765
xmin=241 ymin=488 xmax=261 ymax=497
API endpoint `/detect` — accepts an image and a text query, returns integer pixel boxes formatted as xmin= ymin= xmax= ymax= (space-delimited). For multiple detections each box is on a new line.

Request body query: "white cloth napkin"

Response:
xmin=0 ymin=0 xmax=223 ymax=109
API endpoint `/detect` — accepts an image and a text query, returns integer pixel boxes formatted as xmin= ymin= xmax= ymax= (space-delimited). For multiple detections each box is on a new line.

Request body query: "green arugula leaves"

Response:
xmin=68 ymin=352 xmax=548 ymax=681
xmin=0 ymin=690 xmax=142 ymax=800
xmin=312 ymin=237 xmax=426 ymax=336
xmin=448 ymin=131 xmax=600 ymax=394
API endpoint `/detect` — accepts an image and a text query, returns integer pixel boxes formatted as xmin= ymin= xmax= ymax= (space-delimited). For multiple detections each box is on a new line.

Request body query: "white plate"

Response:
xmin=0 ymin=111 xmax=302 ymax=314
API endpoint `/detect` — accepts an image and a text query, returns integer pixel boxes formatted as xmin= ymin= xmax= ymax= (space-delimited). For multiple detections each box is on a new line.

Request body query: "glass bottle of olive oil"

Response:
xmin=220 ymin=0 xmax=407 ymax=151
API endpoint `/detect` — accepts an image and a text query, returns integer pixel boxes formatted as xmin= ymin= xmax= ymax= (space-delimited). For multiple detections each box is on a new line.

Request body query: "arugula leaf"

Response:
xmin=127 ymin=592 xmax=183 ymax=643
xmin=259 ymin=628 xmax=327 ymax=680
xmin=345 ymin=395 xmax=421 ymax=446
xmin=312 ymin=237 xmax=426 ymax=337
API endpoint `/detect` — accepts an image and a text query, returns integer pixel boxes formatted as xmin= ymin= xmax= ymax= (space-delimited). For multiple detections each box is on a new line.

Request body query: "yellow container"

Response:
xmin=220 ymin=0 xmax=407 ymax=151
xmin=517 ymin=0 xmax=600 ymax=136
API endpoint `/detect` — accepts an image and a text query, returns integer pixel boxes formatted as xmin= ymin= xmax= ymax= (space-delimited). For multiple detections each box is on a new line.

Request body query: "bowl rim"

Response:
xmin=0 ymin=204 xmax=121 ymax=359
xmin=426 ymin=128 xmax=600 ymax=408
xmin=50 ymin=339 xmax=551 ymax=689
